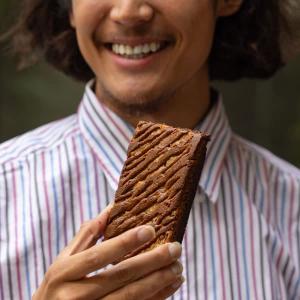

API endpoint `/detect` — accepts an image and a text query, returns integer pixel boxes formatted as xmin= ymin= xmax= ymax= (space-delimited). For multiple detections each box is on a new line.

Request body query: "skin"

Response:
xmin=70 ymin=0 xmax=242 ymax=128
xmin=34 ymin=0 xmax=242 ymax=299
xmin=33 ymin=206 xmax=185 ymax=299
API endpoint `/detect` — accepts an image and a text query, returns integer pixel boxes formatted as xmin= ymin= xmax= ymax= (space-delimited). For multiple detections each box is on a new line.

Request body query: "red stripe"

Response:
xmin=236 ymin=147 xmax=258 ymax=300
xmin=215 ymin=205 xmax=226 ymax=300
xmin=72 ymin=137 xmax=84 ymax=223
xmin=80 ymin=134 xmax=118 ymax=186
xmin=288 ymin=178 xmax=295 ymax=254
xmin=276 ymin=246 xmax=284 ymax=298
xmin=199 ymin=203 xmax=208 ymax=298
xmin=211 ymin=153 xmax=226 ymax=194
xmin=102 ymin=105 xmax=131 ymax=143
xmin=93 ymin=155 xmax=102 ymax=214
xmin=261 ymin=159 xmax=272 ymax=225
xmin=26 ymin=158 xmax=39 ymax=288
xmin=41 ymin=152 xmax=53 ymax=263
xmin=58 ymin=145 xmax=68 ymax=247
xmin=11 ymin=162 xmax=23 ymax=300
xmin=225 ymin=160 xmax=242 ymax=299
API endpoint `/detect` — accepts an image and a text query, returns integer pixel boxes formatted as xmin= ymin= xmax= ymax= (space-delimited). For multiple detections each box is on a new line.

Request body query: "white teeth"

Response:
xmin=142 ymin=44 xmax=150 ymax=54
xmin=133 ymin=46 xmax=142 ymax=55
xmin=150 ymin=42 xmax=157 ymax=52
xmin=119 ymin=44 xmax=125 ymax=55
xmin=111 ymin=42 xmax=162 ymax=58
xmin=125 ymin=45 xmax=132 ymax=55
xmin=112 ymin=44 xmax=118 ymax=53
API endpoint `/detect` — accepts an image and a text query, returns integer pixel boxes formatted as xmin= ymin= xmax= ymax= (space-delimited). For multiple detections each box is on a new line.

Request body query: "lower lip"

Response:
xmin=105 ymin=46 xmax=170 ymax=71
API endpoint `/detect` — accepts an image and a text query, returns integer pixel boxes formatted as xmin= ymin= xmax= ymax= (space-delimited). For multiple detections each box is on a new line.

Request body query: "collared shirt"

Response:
xmin=1 ymin=82 xmax=300 ymax=300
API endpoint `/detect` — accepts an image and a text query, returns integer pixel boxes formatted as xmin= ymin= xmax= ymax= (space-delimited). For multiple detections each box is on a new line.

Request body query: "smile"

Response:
xmin=105 ymin=41 xmax=170 ymax=59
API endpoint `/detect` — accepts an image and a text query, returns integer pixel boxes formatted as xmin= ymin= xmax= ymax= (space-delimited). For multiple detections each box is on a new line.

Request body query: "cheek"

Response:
xmin=176 ymin=1 xmax=216 ymax=64
xmin=72 ymin=0 xmax=108 ymax=36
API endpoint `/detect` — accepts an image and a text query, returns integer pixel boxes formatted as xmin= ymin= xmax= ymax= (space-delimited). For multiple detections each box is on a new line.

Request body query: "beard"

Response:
xmin=95 ymin=79 xmax=177 ymax=117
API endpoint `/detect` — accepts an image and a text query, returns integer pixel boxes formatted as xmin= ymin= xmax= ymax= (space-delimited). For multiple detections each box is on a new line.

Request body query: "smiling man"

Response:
xmin=1 ymin=0 xmax=300 ymax=299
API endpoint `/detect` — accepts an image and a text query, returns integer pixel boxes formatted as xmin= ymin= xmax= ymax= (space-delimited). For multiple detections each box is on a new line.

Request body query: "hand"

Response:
xmin=32 ymin=205 xmax=184 ymax=300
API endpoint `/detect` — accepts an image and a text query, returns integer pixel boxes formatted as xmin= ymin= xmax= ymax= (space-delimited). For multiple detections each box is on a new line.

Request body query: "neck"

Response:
xmin=95 ymin=70 xmax=211 ymax=130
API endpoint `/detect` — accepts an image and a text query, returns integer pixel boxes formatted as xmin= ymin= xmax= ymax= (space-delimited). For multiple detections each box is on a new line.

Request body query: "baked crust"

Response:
xmin=104 ymin=121 xmax=209 ymax=259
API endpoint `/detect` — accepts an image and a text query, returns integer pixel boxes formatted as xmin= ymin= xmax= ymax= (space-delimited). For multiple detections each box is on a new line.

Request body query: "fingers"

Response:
xmin=60 ymin=225 xmax=156 ymax=280
xmin=146 ymin=276 xmax=185 ymax=300
xmin=60 ymin=203 xmax=113 ymax=257
xmin=101 ymin=262 xmax=184 ymax=300
xmin=80 ymin=242 xmax=182 ymax=296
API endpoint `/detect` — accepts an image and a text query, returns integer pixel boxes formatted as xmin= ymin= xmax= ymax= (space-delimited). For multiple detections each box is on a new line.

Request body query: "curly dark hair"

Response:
xmin=1 ymin=0 xmax=290 ymax=82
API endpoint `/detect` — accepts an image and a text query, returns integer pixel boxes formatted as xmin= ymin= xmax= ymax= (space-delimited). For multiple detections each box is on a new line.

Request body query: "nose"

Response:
xmin=110 ymin=0 xmax=154 ymax=26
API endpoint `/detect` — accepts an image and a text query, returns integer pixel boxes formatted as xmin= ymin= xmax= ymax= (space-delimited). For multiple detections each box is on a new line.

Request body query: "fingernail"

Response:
xmin=171 ymin=262 xmax=183 ymax=275
xmin=137 ymin=226 xmax=155 ymax=243
xmin=172 ymin=276 xmax=185 ymax=289
xmin=168 ymin=242 xmax=182 ymax=259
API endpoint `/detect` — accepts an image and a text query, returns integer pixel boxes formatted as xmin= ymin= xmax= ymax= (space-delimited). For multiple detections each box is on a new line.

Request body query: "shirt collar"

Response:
xmin=78 ymin=81 xmax=232 ymax=203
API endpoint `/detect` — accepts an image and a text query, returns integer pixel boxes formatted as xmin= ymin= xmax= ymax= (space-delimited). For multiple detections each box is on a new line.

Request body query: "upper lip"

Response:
xmin=101 ymin=37 xmax=174 ymax=46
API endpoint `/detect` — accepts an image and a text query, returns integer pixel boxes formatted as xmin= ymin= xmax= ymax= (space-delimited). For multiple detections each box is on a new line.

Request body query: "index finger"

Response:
xmin=61 ymin=225 xmax=156 ymax=280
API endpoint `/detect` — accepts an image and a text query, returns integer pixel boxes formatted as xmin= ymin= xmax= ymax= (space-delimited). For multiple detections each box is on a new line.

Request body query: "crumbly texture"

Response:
xmin=104 ymin=121 xmax=209 ymax=259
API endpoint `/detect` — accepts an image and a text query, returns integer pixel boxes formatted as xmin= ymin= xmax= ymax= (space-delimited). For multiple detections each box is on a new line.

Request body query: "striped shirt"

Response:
xmin=1 ymin=81 xmax=300 ymax=300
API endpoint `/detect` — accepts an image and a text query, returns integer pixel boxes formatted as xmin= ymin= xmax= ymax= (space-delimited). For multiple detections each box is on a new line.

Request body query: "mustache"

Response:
xmin=94 ymin=25 xmax=175 ymax=44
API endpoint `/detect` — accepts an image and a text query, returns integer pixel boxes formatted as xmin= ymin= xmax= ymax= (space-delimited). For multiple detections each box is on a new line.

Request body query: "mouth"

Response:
xmin=103 ymin=41 xmax=172 ymax=60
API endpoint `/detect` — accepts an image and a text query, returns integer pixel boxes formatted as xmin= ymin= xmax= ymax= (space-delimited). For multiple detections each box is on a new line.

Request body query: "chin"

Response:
xmin=96 ymin=79 xmax=173 ymax=115
xmin=111 ymin=89 xmax=170 ymax=115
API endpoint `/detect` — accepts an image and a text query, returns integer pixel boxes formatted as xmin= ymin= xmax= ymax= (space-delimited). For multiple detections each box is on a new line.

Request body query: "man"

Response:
xmin=1 ymin=0 xmax=300 ymax=299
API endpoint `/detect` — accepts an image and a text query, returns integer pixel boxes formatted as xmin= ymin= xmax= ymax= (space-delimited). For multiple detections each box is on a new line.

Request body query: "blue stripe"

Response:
xmin=231 ymin=156 xmax=250 ymax=300
xmin=19 ymin=163 xmax=32 ymax=299
xmin=50 ymin=151 xmax=60 ymax=255
xmin=79 ymin=136 xmax=93 ymax=219
xmin=280 ymin=179 xmax=287 ymax=230
xmin=207 ymin=201 xmax=217 ymax=300
xmin=83 ymin=119 xmax=120 ymax=174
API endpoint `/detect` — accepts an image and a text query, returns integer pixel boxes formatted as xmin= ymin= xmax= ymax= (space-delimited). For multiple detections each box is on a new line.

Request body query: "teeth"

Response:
xmin=142 ymin=44 xmax=150 ymax=54
xmin=125 ymin=45 xmax=132 ymax=55
xmin=111 ymin=42 xmax=162 ymax=58
xmin=119 ymin=44 xmax=125 ymax=55
xmin=133 ymin=46 xmax=142 ymax=55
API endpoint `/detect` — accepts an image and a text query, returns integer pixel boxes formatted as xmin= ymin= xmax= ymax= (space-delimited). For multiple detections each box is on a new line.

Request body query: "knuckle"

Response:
xmin=56 ymin=286 xmax=82 ymax=300
xmin=86 ymin=250 xmax=102 ymax=267
xmin=123 ymin=286 xmax=137 ymax=300
xmin=113 ymin=264 xmax=134 ymax=284
xmin=118 ymin=234 xmax=132 ymax=254
xmin=44 ymin=265 xmax=59 ymax=287
xmin=161 ymin=267 xmax=175 ymax=282
xmin=79 ymin=220 xmax=94 ymax=234
xmin=56 ymin=287 xmax=69 ymax=300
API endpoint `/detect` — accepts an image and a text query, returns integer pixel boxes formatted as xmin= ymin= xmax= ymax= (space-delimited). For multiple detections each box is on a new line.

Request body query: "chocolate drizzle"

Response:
xmin=104 ymin=121 xmax=209 ymax=259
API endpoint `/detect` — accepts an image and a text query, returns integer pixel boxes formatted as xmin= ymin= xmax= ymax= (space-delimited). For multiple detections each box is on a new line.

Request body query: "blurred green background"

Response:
xmin=1 ymin=1 xmax=300 ymax=167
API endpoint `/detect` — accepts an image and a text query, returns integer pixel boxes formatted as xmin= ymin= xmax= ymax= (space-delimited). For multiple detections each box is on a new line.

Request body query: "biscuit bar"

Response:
xmin=104 ymin=120 xmax=209 ymax=259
